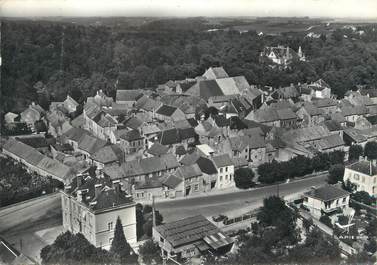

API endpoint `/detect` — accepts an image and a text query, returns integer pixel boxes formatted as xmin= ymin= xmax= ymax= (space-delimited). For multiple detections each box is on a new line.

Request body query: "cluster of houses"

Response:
xmin=2 ymin=60 xmax=377 ymax=261
xmin=3 ymin=65 xmax=377 ymax=200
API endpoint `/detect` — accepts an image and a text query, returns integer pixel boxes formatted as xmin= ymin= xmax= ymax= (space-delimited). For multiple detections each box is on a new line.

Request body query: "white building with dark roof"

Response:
xmin=212 ymin=154 xmax=235 ymax=189
xmin=61 ymin=174 xmax=137 ymax=249
xmin=344 ymin=160 xmax=377 ymax=196
xmin=303 ymin=185 xmax=350 ymax=219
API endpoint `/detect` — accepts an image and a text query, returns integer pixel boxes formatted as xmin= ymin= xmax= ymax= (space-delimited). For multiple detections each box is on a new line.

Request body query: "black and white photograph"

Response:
xmin=0 ymin=0 xmax=377 ymax=264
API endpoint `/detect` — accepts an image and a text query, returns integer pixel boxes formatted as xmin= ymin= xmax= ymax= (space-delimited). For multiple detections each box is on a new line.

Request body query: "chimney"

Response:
xmin=113 ymin=180 xmax=121 ymax=193
xmin=31 ymin=101 xmax=35 ymax=106
xmin=64 ymin=185 xmax=71 ymax=192
xmin=359 ymin=155 xmax=364 ymax=162
xmin=77 ymin=190 xmax=83 ymax=202
xmin=77 ymin=174 xmax=83 ymax=188
xmin=94 ymin=184 xmax=102 ymax=198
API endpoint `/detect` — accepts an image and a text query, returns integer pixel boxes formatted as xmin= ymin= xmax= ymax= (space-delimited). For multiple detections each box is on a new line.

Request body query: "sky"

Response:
xmin=1 ymin=0 xmax=377 ymax=18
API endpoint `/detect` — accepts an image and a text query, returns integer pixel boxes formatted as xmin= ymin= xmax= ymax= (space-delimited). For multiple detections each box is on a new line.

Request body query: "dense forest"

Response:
xmin=2 ymin=18 xmax=377 ymax=114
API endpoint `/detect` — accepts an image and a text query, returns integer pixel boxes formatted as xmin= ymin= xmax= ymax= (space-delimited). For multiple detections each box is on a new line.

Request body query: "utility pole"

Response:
xmin=152 ymin=195 xmax=156 ymax=227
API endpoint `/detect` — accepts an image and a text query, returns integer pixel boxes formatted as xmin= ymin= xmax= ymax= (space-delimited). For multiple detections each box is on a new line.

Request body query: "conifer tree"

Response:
xmin=110 ymin=216 xmax=138 ymax=264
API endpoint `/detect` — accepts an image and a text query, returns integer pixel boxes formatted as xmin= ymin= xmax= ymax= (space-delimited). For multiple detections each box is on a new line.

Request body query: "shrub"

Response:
xmin=319 ymin=215 xmax=333 ymax=229
xmin=234 ymin=168 xmax=255 ymax=189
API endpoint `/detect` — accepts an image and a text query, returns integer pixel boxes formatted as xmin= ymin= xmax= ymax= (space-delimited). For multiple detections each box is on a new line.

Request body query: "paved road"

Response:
xmin=0 ymin=192 xmax=62 ymax=235
xmin=0 ymin=174 xmax=326 ymax=260
xmin=156 ymin=174 xmax=327 ymax=222
xmin=0 ymin=174 xmax=327 ymax=232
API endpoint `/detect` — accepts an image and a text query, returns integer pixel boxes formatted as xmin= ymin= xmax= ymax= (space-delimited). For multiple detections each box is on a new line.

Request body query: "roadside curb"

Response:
xmin=147 ymin=173 xmax=327 ymax=205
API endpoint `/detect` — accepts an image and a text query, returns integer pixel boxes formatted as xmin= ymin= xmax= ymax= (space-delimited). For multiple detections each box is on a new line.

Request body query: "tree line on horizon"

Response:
xmin=2 ymin=20 xmax=377 ymax=114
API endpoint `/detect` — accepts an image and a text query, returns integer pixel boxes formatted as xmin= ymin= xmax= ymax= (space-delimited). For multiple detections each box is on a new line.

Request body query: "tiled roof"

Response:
xmin=97 ymin=114 xmax=117 ymax=127
xmin=212 ymin=154 xmax=233 ymax=168
xmin=180 ymin=151 xmax=201 ymax=166
xmin=67 ymin=175 xmax=133 ymax=211
xmin=366 ymin=115 xmax=377 ymax=125
xmin=347 ymin=160 xmax=377 ymax=176
xmin=84 ymin=103 xmax=101 ymax=120
xmin=212 ymin=115 xmax=229 ymax=127
xmin=155 ymin=215 xmax=219 ymax=248
xmin=37 ymin=157 xmax=73 ymax=182
xmin=156 ymin=105 xmax=177 ymax=117
xmin=158 ymin=128 xmax=196 ymax=146
xmin=16 ymin=135 xmax=50 ymax=149
xmin=92 ymin=145 xmax=124 ymax=164
xmin=91 ymin=188 xmax=133 ymax=211
xmin=124 ymin=116 xmax=144 ymax=130
xmin=341 ymin=105 xmax=368 ymax=116
xmin=186 ymin=80 xmax=224 ymax=101
xmin=135 ymin=178 xmax=163 ymax=190
xmin=316 ymin=134 xmax=345 ymax=150
xmin=229 ymin=133 xmax=266 ymax=151
xmin=119 ymin=154 xmax=179 ymax=178
xmin=282 ymin=126 xmax=330 ymax=143
xmin=147 ymin=142 xmax=169 ymax=156
xmin=142 ymin=124 xmax=161 ymax=135
xmin=64 ymin=95 xmax=79 ymax=107
xmin=3 ymin=138 xmax=74 ymax=183
xmin=158 ymin=128 xmax=181 ymax=145
xmin=196 ymin=157 xmax=218 ymax=175
xmin=277 ymin=108 xmax=297 ymax=120
xmin=313 ymin=98 xmax=338 ymax=108
xmin=344 ymin=128 xmax=368 ymax=143
xmin=245 ymin=108 xmax=278 ymax=123
xmin=203 ymin=67 xmax=229 ymax=80
xmin=71 ymin=113 xmax=85 ymax=128
xmin=78 ymin=135 xmax=107 ymax=155
xmin=116 ymin=89 xmax=143 ymax=102
xmin=300 ymin=102 xmax=323 ymax=116
xmin=135 ymin=95 xmax=162 ymax=112
xmin=349 ymin=95 xmax=375 ymax=106
xmin=321 ymin=120 xmax=343 ymax=132
xmin=120 ymin=129 xmax=143 ymax=142
xmin=177 ymin=164 xmax=202 ymax=179
xmin=331 ymin=112 xmax=346 ymax=123
xmin=162 ymin=174 xmax=183 ymax=189
xmin=160 ymin=94 xmax=207 ymax=115
xmin=305 ymin=185 xmax=350 ymax=202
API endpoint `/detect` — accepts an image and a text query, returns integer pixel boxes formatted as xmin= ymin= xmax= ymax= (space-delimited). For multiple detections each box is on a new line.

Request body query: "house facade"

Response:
xmin=344 ymin=160 xmax=377 ymax=196
xmin=61 ymin=175 xmax=137 ymax=249
xmin=303 ymin=185 xmax=350 ymax=219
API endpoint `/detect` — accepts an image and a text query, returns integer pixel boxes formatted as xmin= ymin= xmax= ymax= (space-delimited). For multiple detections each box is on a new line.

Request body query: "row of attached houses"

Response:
xmin=2 ymin=138 xmax=75 ymax=184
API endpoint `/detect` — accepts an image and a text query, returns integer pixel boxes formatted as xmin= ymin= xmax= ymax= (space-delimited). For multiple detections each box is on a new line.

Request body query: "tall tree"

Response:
xmin=110 ymin=216 xmax=138 ymax=264
xmin=364 ymin=142 xmax=377 ymax=160
xmin=349 ymin=144 xmax=364 ymax=161
xmin=40 ymin=231 xmax=113 ymax=265
xmin=138 ymin=239 xmax=162 ymax=265
xmin=327 ymin=164 xmax=345 ymax=184
xmin=234 ymin=168 xmax=255 ymax=189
